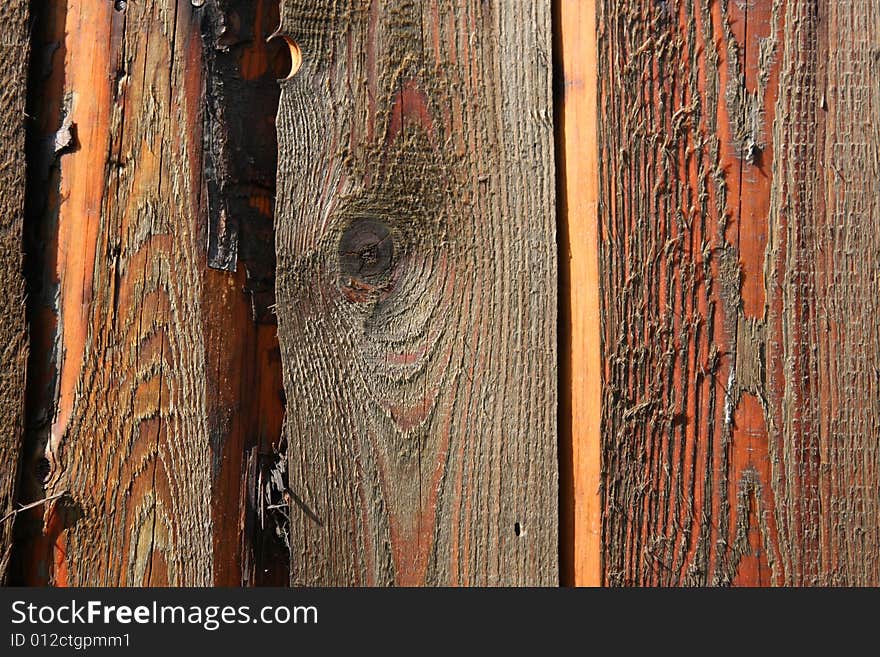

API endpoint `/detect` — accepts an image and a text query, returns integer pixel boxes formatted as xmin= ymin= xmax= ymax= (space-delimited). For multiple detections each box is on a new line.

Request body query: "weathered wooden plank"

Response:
xmin=761 ymin=0 xmax=880 ymax=586
xmin=13 ymin=0 xmax=303 ymax=588
xmin=556 ymin=0 xmax=602 ymax=587
xmin=19 ymin=0 xmax=216 ymax=586
xmin=275 ymin=0 xmax=558 ymax=585
xmin=598 ymin=0 xmax=880 ymax=585
xmin=0 ymin=0 xmax=30 ymax=583
xmin=599 ymin=0 xmax=748 ymax=585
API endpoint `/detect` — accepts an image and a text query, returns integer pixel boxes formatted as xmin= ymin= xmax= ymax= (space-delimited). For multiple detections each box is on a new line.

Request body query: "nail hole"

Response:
xmin=268 ymin=34 xmax=302 ymax=80
xmin=514 ymin=522 xmax=522 ymax=537
xmin=114 ymin=0 xmax=127 ymax=10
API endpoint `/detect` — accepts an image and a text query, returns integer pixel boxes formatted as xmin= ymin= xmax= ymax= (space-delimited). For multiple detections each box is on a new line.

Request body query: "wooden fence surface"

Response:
xmin=274 ymin=1 xmax=558 ymax=585
xmin=0 ymin=0 xmax=877 ymax=586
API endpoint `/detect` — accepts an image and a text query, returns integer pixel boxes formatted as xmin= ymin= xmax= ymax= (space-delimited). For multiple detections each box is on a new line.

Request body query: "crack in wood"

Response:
xmin=199 ymin=0 xmax=287 ymax=324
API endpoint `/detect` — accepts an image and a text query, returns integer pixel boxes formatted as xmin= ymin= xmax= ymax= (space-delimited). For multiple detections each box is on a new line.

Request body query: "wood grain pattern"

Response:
xmin=13 ymin=0 xmax=291 ymax=586
xmin=0 ymin=0 xmax=30 ymax=583
xmin=556 ymin=0 xmax=602 ymax=587
xmin=761 ymin=0 xmax=880 ymax=585
xmin=274 ymin=0 xmax=558 ymax=585
xmin=27 ymin=0 xmax=214 ymax=586
xmin=598 ymin=0 xmax=880 ymax=585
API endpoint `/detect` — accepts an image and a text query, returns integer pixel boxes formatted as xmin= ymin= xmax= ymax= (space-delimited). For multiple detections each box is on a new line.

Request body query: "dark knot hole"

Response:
xmin=339 ymin=218 xmax=394 ymax=282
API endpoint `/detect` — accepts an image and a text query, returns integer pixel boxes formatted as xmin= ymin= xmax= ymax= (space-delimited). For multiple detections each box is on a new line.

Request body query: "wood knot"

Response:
xmin=339 ymin=218 xmax=395 ymax=302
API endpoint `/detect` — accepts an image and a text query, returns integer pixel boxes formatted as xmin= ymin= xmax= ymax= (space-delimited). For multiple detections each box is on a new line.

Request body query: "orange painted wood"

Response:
xmin=556 ymin=0 xmax=602 ymax=587
xmin=596 ymin=0 xmax=788 ymax=587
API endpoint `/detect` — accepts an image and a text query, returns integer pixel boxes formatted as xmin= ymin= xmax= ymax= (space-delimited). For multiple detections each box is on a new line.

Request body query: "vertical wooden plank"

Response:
xmin=0 ymin=0 xmax=30 ymax=583
xmin=761 ymin=0 xmax=822 ymax=587
xmin=598 ymin=0 xmax=752 ymax=586
xmin=556 ymin=0 xmax=602 ymax=586
xmin=15 ymin=0 xmax=291 ymax=587
xmin=598 ymin=0 xmax=880 ymax=585
xmin=761 ymin=0 xmax=880 ymax=585
xmin=825 ymin=0 xmax=880 ymax=583
xmin=274 ymin=0 xmax=558 ymax=585
xmin=26 ymin=0 xmax=215 ymax=586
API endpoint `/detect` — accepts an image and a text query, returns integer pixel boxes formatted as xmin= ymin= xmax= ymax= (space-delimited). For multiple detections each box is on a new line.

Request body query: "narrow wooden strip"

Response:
xmin=0 ymin=0 xmax=30 ymax=583
xmin=198 ymin=0 xmax=289 ymax=587
xmin=15 ymin=0 xmax=69 ymax=586
xmin=556 ymin=0 xmax=602 ymax=587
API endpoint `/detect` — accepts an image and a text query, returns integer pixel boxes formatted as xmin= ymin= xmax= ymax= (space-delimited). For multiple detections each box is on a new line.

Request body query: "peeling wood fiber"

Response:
xmin=598 ymin=0 xmax=880 ymax=585
xmin=274 ymin=0 xmax=558 ymax=585
xmin=0 ymin=0 xmax=30 ymax=583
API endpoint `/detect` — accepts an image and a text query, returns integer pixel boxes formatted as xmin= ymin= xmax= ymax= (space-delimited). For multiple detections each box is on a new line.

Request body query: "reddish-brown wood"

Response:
xmin=3 ymin=0 xmax=877 ymax=590
xmin=598 ymin=0 xmax=880 ymax=586
xmin=14 ymin=0 xmax=288 ymax=586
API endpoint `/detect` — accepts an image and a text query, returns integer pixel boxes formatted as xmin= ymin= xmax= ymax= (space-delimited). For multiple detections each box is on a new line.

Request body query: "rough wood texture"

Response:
xmin=275 ymin=0 xmax=558 ymax=585
xmin=0 ymin=0 xmax=30 ymax=583
xmin=24 ymin=0 xmax=215 ymax=586
xmin=762 ymin=0 xmax=880 ymax=586
xmin=201 ymin=0 xmax=283 ymax=324
xmin=12 ymin=0 xmax=290 ymax=587
xmin=598 ymin=0 xmax=880 ymax=585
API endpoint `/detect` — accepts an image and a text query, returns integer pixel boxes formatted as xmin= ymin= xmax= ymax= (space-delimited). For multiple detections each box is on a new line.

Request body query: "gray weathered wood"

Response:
xmin=274 ymin=0 xmax=558 ymax=585
xmin=0 ymin=0 xmax=30 ymax=583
